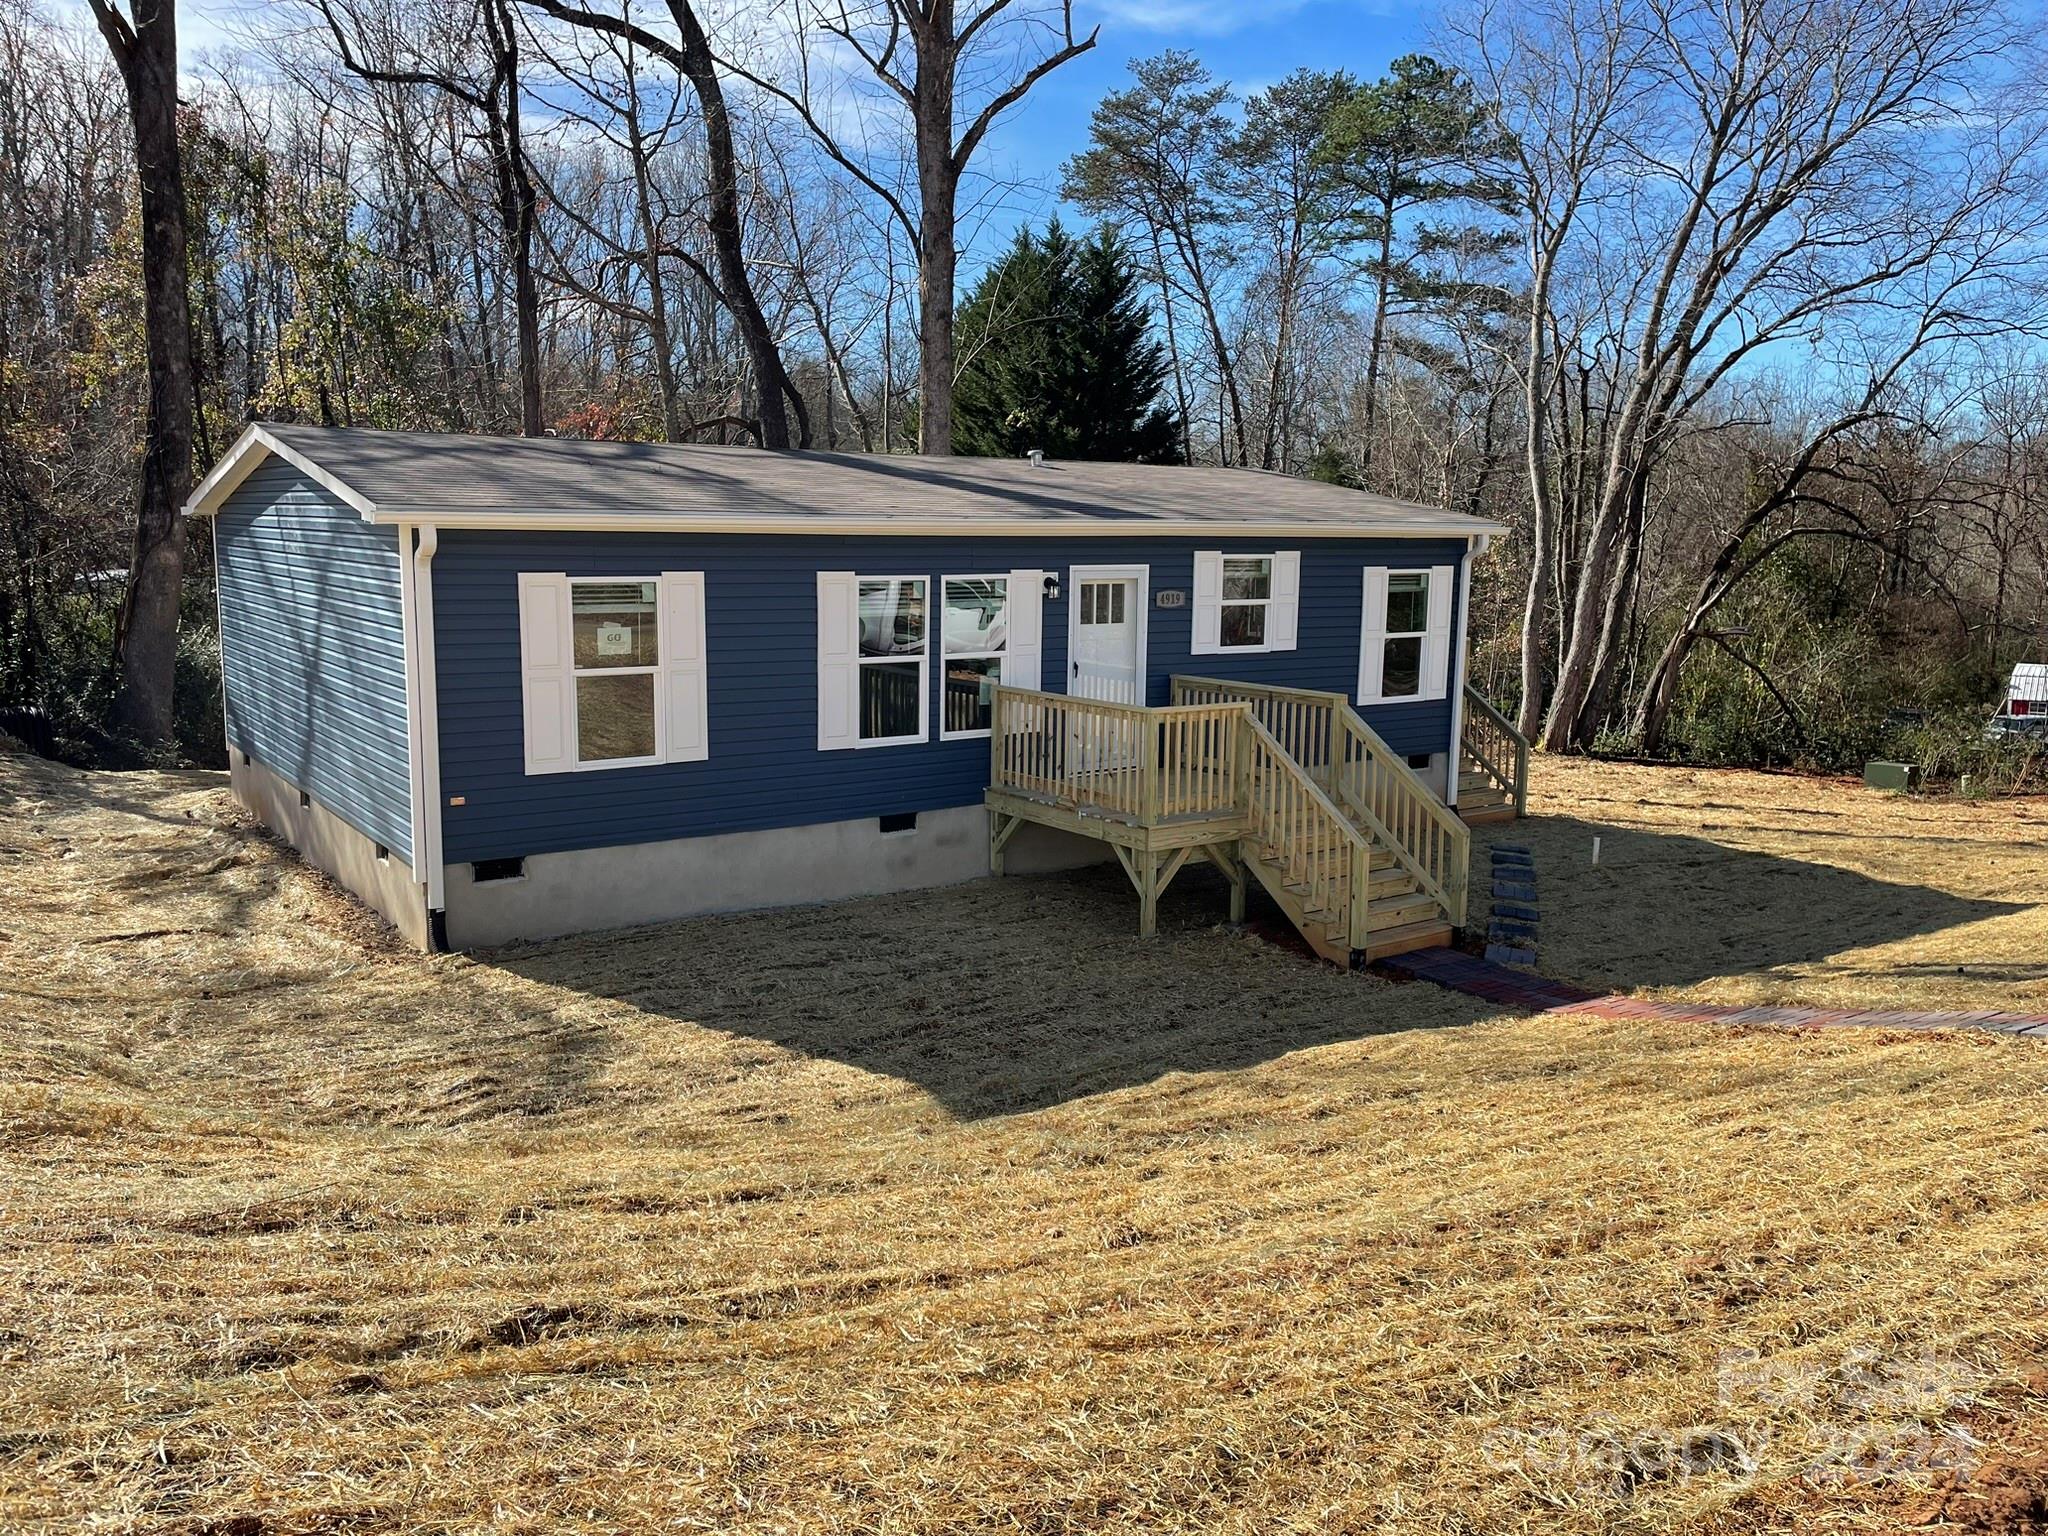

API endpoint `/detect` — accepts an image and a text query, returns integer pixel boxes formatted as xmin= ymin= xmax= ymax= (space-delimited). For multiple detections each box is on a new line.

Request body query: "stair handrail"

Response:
xmin=1175 ymin=674 xmax=1468 ymax=931
xmin=1461 ymin=684 xmax=1530 ymax=819
xmin=1329 ymin=702 xmax=1470 ymax=930
xmin=1240 ymin=712 xmax=1375 ymax=950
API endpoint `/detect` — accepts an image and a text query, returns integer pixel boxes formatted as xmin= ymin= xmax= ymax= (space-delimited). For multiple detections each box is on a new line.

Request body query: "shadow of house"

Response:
xmin=484 ymin=863 xmax=1501 ymax=1121
xmin=1472 ymin=815 xmax=2027 ymax=992
xmin=479 ymin=811 xmax=2034 ymax=1120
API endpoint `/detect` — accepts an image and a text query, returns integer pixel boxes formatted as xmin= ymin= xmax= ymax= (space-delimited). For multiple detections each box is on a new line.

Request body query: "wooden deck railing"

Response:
xmin=1175 ymin=674 xmax=1468 ymax=929
xmin=1173 ymin=675 xmax=1339 ymax=787
xmin=1332 ymin=710 xmax=1468 ymax=928
xmin=1461 ymin=684 xmax=1530 ymax=818
xmin=1241 ymin=714 xmax=1373 ymax=946
xmin=990 ymin=687 xmax=1245 ymax=824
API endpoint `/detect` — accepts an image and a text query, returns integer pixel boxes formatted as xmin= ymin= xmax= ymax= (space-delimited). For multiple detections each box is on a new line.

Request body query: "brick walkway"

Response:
xmin=1378 ymin=947 xmax=2048 ymax=1038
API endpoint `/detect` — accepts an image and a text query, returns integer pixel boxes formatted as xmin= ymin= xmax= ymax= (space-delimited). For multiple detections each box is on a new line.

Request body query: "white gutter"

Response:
xmin=409 ymin=526 xmax=447 ymax=931
xmin=1445 ymin=536 xmax=1485 ymax=812
xmin=351 ymin=509 xmax=1510 ymax=540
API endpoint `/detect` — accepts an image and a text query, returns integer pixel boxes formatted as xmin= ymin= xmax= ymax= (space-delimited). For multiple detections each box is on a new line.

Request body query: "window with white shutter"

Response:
xmin=517 ymin=571 xmax=710 ymax=774
xmin=819 ymin=572 xmax=931 ymax=749
xmin=1358 ymin=564 xmax=1454 ymax=704
xmin=1191 ymin=550 xmax=1299 ymax=654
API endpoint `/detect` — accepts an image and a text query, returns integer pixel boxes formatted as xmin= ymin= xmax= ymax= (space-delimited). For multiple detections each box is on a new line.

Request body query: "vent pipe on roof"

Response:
xmin=1026 ymin=448 xmax=1044 ymax=468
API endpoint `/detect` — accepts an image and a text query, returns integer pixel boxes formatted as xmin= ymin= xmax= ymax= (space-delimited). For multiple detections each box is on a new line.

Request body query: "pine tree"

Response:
xmin=955 ymin=221 xmax=1183 ymax=463
xmin=1320 ymin=55 xmax=1518 ymax=472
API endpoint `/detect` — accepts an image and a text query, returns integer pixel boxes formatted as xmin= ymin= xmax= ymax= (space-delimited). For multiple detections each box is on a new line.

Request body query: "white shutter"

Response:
xmin=1191 ymin=550 xmax=1223 ymax=654
xmin=1420 ymin=563 xmax=1455 ymax=701
xmin=1357 ymin=567 xmax=1389 ymax=704
xmin=660 ymin=571 xmax=708 ymax=762
xmin=1268 ymin=551 xmax=1301 ymax=652
xmin=518 ymin=572 xmax=574 ymax=775
xmin=1004 ymin=569 xmax=1043 ymax=689
xmin=817 ymin=570 xmax=859 ymax=750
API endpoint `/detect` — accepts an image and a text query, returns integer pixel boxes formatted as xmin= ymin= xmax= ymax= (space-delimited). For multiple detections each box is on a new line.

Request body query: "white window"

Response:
xmin=858 ymin=577 xmax=929 ymax=745
xmin=941 ymin=575 xmax=1007 ymax=739
xmin=517 ymin=571 xmax=708 ymax=774
xmin=1191 ymin=550 xmax=1299 ymax=654
xmin=1359 ymin=564 xmax=1453 ymax=704
xmin=820 ymin=568 xmax=1043 ymax=749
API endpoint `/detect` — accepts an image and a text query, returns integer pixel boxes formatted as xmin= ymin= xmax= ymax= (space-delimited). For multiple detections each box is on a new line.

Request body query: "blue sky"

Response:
xmin=121 ymin=0 xmax=1429 ymax=262
xmin=976 ymin=0 xmax=1428 ymax=237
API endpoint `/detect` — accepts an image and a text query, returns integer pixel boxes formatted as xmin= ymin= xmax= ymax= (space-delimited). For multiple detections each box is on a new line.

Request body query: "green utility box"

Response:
xmin=1862 ymin=761 xmax=1921 ymax=791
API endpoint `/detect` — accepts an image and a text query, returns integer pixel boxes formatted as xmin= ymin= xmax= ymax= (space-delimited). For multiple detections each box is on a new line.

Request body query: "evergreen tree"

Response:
xmin=955 ymin=221 xmax=1183 ymax=463
xmin=1319 ymin=55 xmax=1518 ymax=472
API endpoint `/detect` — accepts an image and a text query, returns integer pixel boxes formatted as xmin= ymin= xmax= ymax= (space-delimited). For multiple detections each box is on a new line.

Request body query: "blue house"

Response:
xmin=188 ymin=424 xmax=1515 ymax=960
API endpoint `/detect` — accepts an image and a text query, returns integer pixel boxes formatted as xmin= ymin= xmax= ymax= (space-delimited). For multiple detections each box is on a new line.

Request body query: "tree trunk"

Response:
xmin=482 ymin=0 xmax=543 ymax=436
xmin=661 ymin=0 xmax=797 ymax=449
xmin=94 ymin=0 xmax=194 ymax=752
xmin=1360 ymin=187 xmax=1395 ymax=477
xmin=913 ymin=48 xmax=957 ymax=457
xmin=1514 ymin=254 xmax=1557 ymax=741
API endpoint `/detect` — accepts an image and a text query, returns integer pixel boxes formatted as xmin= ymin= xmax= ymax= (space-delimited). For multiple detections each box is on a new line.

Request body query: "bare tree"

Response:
xmin=521 ymin=0 xmax=807 ymax=448
xmin=727 ymin=0 xmax=1096 ymax=455
xmin=85 ymin=0 xmax=193 ymax=749
xmin=1457 ymin=0 xmax=2034 ymax=750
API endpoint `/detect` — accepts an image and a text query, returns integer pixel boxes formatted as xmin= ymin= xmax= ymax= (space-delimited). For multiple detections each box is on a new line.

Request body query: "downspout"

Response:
xmin=1445 ymin=534 xmax=1488 ymax=810
xmin=411 ymin=526 xmax=448 ymax=950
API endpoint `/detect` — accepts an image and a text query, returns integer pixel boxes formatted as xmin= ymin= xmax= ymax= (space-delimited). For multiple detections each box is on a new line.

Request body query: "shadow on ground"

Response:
xmin=1472 ymin=814 xmax=2028 ymax=993
xmin=485 ymin=861 xmax=1502 ymax=1120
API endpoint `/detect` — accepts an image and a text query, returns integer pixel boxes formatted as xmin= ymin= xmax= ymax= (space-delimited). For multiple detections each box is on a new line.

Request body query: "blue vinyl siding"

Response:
xmin=434 ymin=531 xmax=1467 ymax=864
xmin=215 ymin=462 xmax=413 ymax=861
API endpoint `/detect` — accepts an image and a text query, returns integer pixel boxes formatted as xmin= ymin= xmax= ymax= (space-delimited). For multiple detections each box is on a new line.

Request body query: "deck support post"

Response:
xmin=1200 ymin=842 xmax=1246 ymax=924
xmin=989 ymin=809 xmax=1024 ymax=875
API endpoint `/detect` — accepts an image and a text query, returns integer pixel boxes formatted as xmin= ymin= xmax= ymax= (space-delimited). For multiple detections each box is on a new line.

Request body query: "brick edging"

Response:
xmin=1377 ymin=947 xmax=2048 ymax=1038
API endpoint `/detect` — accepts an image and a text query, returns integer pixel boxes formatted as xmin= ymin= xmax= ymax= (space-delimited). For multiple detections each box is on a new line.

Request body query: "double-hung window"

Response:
xmin=1359 ymin=564 xmax=1454 ymax=703
xmin=1192 ymin=551 xmax=1300 ymax=653
xmin=570 ymin=580 xmax=662 ymax=765
xmin=941 ymin=575 xmax=1008 ymax=738
xmin=857 ymin=577 xmax=929 ymax=746
xmin=517 ymin=571 xmax=709 ymax=773
xmin=818 ymin=568 xmax=1044 ymax=750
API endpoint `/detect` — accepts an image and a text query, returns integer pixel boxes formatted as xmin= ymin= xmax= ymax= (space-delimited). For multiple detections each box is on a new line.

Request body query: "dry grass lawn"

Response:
xmin=1489 ymin=758 xmax=2048 ymax=1013
xmin=5 ymin=747 xmax=2048 ymax=1533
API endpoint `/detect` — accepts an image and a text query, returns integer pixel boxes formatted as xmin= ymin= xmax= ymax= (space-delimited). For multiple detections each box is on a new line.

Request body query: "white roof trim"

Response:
xmin=352 ymin=508 xmax=1508 ymax=539
xmin=183 ymin=423 xmax=380 ymax=520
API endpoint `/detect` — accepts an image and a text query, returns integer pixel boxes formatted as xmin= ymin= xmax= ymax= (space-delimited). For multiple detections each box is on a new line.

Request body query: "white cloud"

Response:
xmin=1082 ymin=0 xmax=1309 ymax=38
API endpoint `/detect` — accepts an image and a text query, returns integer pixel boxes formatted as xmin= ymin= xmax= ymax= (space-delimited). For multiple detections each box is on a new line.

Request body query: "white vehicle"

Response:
xmin=1987 ymin=662 xmax=2048 ymax=739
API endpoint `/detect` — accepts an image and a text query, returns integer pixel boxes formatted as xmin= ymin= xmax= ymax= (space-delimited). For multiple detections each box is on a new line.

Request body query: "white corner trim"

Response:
xmin=183 ymin=423 xmax=379 ymax=521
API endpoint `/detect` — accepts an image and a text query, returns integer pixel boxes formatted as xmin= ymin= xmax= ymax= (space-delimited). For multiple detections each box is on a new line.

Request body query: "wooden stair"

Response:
xmin=1458 ymin=686 xmax=1529 ymax=823
xmin=987 ymin=680 xmax=1470 ymax=968
xmin=1457 ymin=757 xmax=1517 ymax=825
xmin=1240 ymin=821 xmax=1454 ymax=964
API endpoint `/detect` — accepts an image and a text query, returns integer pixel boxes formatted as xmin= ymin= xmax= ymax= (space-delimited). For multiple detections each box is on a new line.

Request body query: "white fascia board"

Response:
xmin=183 ymin=424 xmax=379 ymax=521
xmin=359 ymin=508 xmax=1510 ymax=540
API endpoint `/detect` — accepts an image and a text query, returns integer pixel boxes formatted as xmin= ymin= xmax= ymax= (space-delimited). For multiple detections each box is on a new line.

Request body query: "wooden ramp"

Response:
xmin=985 ymin=679 xmax=1471 ymax=967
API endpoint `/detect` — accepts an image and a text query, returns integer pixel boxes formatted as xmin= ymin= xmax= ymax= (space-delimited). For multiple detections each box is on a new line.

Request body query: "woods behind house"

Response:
xmin=4 ymin=0 xmax=2047 ymax=782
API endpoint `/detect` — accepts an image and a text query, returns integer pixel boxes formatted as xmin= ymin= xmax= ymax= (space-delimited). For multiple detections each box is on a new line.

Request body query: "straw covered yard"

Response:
xmin=6 ymin=743 xmax=2048 ymax=1533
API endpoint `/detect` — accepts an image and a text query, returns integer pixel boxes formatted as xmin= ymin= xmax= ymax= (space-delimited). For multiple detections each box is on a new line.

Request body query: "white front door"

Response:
xmin=1072 ymin=577 xmax=1141 ymax=704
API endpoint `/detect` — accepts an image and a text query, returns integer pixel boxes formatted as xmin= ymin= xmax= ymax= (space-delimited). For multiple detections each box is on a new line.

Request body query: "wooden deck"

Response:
xmin=986 ymin=680 xmax=1472 ymax=966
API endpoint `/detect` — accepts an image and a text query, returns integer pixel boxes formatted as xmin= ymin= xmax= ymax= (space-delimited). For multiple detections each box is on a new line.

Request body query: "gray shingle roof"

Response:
xmin=189 ymin=423 xmax=1505 ymax=539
